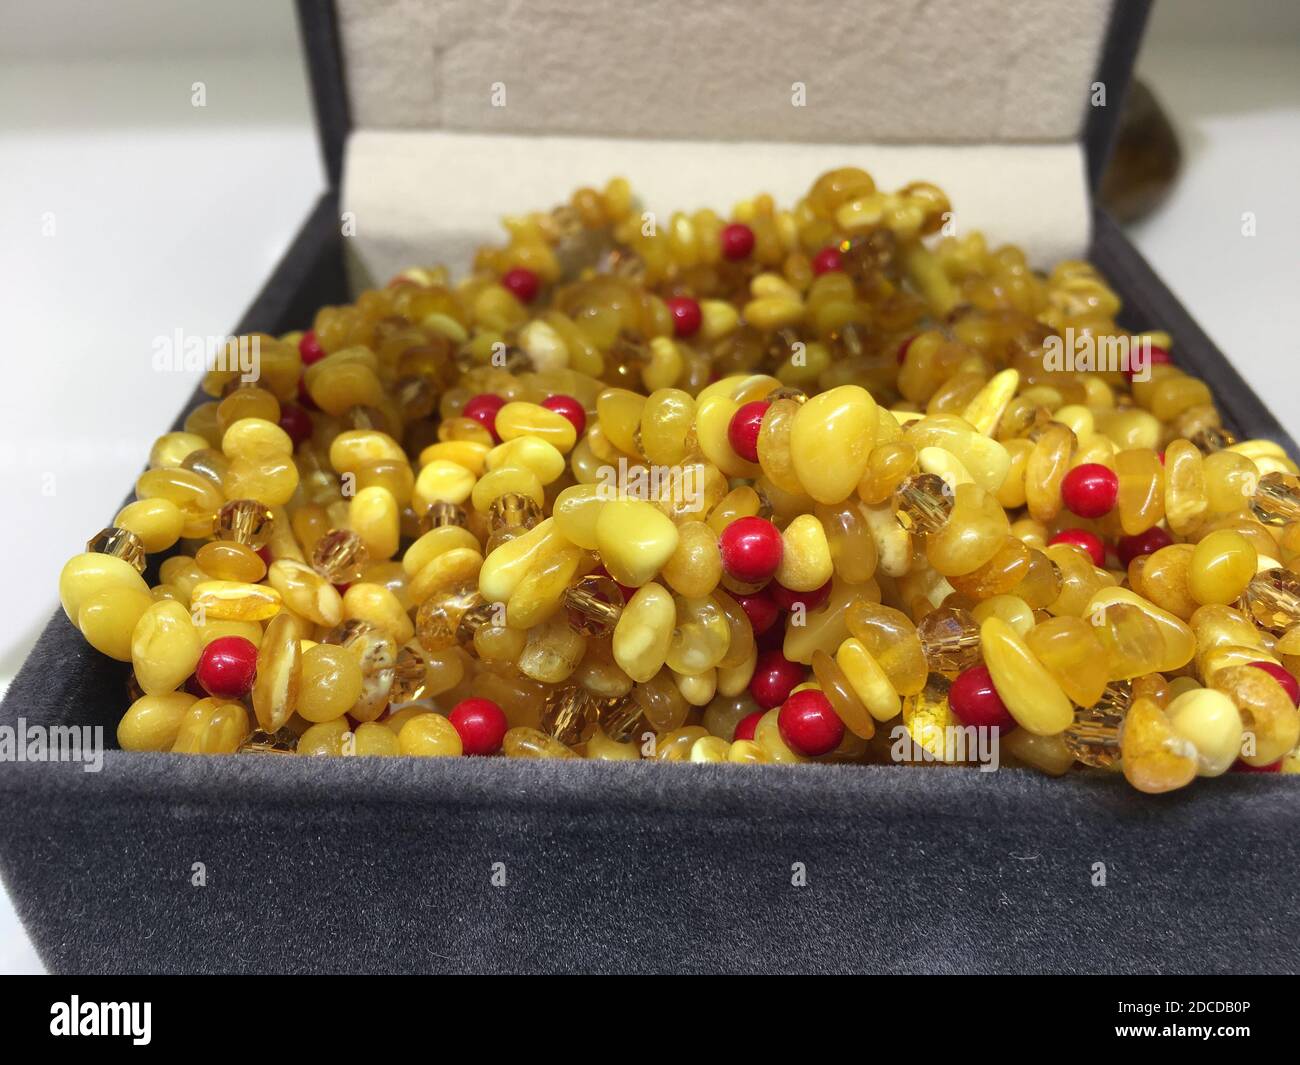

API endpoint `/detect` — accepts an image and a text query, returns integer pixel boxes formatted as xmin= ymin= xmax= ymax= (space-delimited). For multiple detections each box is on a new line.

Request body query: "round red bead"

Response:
xmin=733 ymin=711 xmax=764 ymax=743
xmin=1116 ymin=526 xmax=1174 ymax=568
xmin=769 ymin=578 xmax=831 ymax=613
xmin=462 ymin=393 xmax=505 ymax=441
xmin=749 ymin=649 xmax=804 ymax=710
xmin=811 ymin=246 xmax=843 ymax=275
xmin=949 ymin=665 xmax=1017 ymax=732
xmin=719 ymin=516 xmax=783 ymax=584
xmin=719 ymin=222 xmax=756 ymax=261
xmin=298 ymin=329 xmax=325 ymax=365
xmin=778 ymin=689 xmax=844 ymax=757
xmin=1049 ymin=528 xmax=1106 ymax=567
xmin=1248 ymin=661 xmax=1300 ymax=707
xmin=726 ymin=400 xmax=769 ymax=463
xmin=448 ymin=697 xmax=509 ymax=756
xmin=278 ymin=402 xmax=313 ymax=447
xmin=541 ymin=393 xmax=586 ymax=436
xmin=500 ymin=267 xmax=540 ymax=304
xmin=1061 ymin=463 xmax=1119 ymax=519
xmin=729 ymin=589 xmax=780 ymax=635
xmin=666 ymin=296 xmax=702 ymax=337
xmin=1128 ymin=343 xmax=1172 ymax=379
xmin=1232 ymin=758 xmax=1283 ymax=774
xmin=195 ymin=636 xmax=258 ymax=699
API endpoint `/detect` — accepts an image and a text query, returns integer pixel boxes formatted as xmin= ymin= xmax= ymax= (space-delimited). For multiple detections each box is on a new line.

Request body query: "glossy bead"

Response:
xmin=251 ymin=613 xmax=300 ymax=731
xmin=196 ymin=635 xmax=258 ymax=699
xmin=810 ymin=246 xmax=843 ymax=275
xmin=449 ymin=697 xmax=509 ymax=755
xmin=1165 ymin=687 xmax=1243 ymax=777
xmin=1116 ymin=525 xmax=1172 ymax=568
xmin=299 ymin=329 xmax=324 ymax=364
xmin=1061 ymin=463 xmax=1119 ymax=519
xmin=297 ymin=643 xmax=364 ymax=722
xmin=730 ymin=589 xmax=779 ymax=635
xmin=720 ymin=221 xmax=756 ymax=260
xmin=540 ymin=393 xmax=586 ymax=436
xmin=398 ymin=713 xmax=464 ymax=756
xmin=790 ymin=385 xmax=878 ymax=504
xmin=719 ymin=516 xmax=782 ymax=585
xmin=462 ymin=393 xmax=506 ymax=441
xmin=727 ymin=400 xmax=769 ymax=464
xmin=1248 ymin=660 xmax=1300 ymax=706
xmin=172 ymin=697 xmax=250 ymax=754
xmin=1121 ymin=696 xmax=1197 ymax=794
xmin=1188 ymin=528 xmax=1257 ymax=605
xmin=979 ymin=616 xmax=1073 ymax=735
xmin=118 ymin=692 xmax=198 ymax=751
xmin=1049 ymin=528 xmax=1106 ymax=568
xmin=733 ymin=710 xmax=763 ymax=742
xmin=595 ymin=499 xmax=680 ymax=587
xmin=749 ymin=648 xmax=804 ymax=709
xmin=500 ymin=266 xmax=540 ymax=303
xmin=131 ymin=600 xmax=202 ymax=695
xmin=949 ymin=665 xmax=1016 ymax=731
xmin=666 ymin=296 xmax=702 ymax=337
xmin=778 ymin=689 xmax=844 ymax=756
xmin=277 ymin=402 xmax=313 ymax=447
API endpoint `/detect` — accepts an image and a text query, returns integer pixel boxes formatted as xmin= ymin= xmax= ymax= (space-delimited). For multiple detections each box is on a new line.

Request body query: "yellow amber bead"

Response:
xmin=1120 ymin=696 xmax=1197 ymax=794
xmin=131 ymin=600 xmax=202 ymax=695
xmin=1087 ymin=587 xmax=1196 ymax=676
xmin=496 ymin=401 xmax=577 ymax=452
xmin=267 ymin=558 xmax=344 ymax=626
xmin=790 ymin=385 xmax=878 ymax=504
xmin=343 ymin=582 xmax=414 ymax=643
xmin=979 ymin=616 xmax=1073 ymax=735
xmin=1115 ymin=448 xmax=1165 ymax=535
xmin=172 ymin=698 xmax=250 ymax=754
xmin=478 ymin=517 xmax=560 ymax=603
xmin=114 ymin=498 xmax=185 ymax=553
xmin=191 ymin=580 xmax=283 ymax=622
xmin=78 ymin=584 xmax=155 ymax=661
xmin=398 ymin=712 xmax=464 ymax=756
xmin=349 ymin=486 xmax=401 ymax=560
xmin=1188 ymin=528 xmax=1257 ymax=605
xmin=118 ymin=691 xmax=198 ymax=751
xmin=196 ymin=540 xmax=266 ymax=583
xmin=1164 ymin=687 xmax=1243 ymax=777
xmin=595 ymin=499 xmax=679 ymax=587
xmin=774 ymin=514 xmax=833 ymax=592
xmin=835 ymin=637 xmax=901 ymax=722
xmin=297 ymin=718 xmax=352 ymax=756
xmin=60 ymin=552 xmax=151 ymax=629
xmin=251 ymin=612 xmax=300 ymax=732
xmin=1024 ymin=615 xmax=1109 ymax=708
xmin=502 ymin=726 xmax=578 ymax=759
xmin=296 ymin=643 xmax=364 ymax=722
xmin=1211 ymin=664 xmax=1300 ymax=766
xmin=352 ymin=720 xmax=401 ymax=756
xmin=612 ymin=582 xmax=675 ymax=683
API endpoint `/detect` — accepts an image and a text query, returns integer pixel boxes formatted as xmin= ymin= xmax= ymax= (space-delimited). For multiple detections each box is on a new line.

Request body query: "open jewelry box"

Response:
xmin=2 ymin=0 xmax=1297 ymax=974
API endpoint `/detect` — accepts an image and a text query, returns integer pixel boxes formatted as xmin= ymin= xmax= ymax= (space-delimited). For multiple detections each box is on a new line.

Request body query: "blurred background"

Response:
xmin=0 ymin=0 xmax=1297 ymax=972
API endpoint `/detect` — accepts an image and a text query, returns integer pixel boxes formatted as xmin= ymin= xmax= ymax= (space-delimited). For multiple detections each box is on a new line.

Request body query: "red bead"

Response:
xmin=1116 ymin=526 xmax=1173 ymax=568
xmin=666 ymin=296 xmax=702 ymax=337
xmin=719 ymin=516 xmax=783 ymax=584
xmin=278 ymin=402 xmax=313 ymax=447
xmin=726 ymin=400 xmax=769 ymax=463
xmin=1231 ymin=758 xmax=1283 ymax=774
xmin=500 ymin=267 xmax=540 ymax=304
xmin=729 ymin=589 xmax=780 ymax=635
xmin=1248 ymin=661 xmax=1300 ymax=707
xmin=749 ymin=649 xmax=804 ymax=710
xmin=811 ymin=246 xmax=843 ymax=275
xmin=896 ymin=334 xmax=916 ymax=365
xmin=1128 ymin=344 xmax=1172 ymax=379
xmin=541 ymin=393 xmax=586 ymax=436
xmin=298 ymin=329 xmax=325 ymax=365
xmin=769 ymin=578 xmax=831 ymax=613
xmin=755 ymin=623 xmax=787 ymax=653
xmin=719 ymin=222 xmax=756 ymax=261
xmin=462 ymin=393 xmax=505 ymax=441
xmin=1048 ymin=528 xmax=1106 ymax=567
xmin=195 ymin=636 xmax=258 ymax=699
xmin=449 ymin=697 xmax=509 ymax=756
xmin=949 ymin=665 xmax=1017 ymax=732
xmin=256 ymin=546 xmax=273 ymax=566
xmin=778 ymin=689 xmax=844 ymax=757
xmin=733 ymin=711 xmax=763 ymax=742
xmin=296 ymin=375 xmax=319 ymax=410
xmin=1061 ymin=463 xmax=1119 ymax=519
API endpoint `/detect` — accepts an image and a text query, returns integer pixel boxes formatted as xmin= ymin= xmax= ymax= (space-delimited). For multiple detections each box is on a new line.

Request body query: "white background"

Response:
xmin=0 ymin=0 xmax=1297 ymax=973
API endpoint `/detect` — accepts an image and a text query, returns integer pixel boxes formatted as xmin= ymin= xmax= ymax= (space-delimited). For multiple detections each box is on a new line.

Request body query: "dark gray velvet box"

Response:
xmin=2 ymin=0 xmax=1298 ymax=974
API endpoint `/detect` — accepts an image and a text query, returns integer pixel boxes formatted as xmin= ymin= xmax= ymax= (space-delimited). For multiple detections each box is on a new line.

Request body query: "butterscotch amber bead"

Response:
xmin=502 ymin=726 xmax=578 ymax=759
xmin=322 ymin=619 xmax=396 ymax=722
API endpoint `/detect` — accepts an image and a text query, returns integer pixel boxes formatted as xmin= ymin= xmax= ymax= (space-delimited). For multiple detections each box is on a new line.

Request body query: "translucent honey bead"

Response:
xmin=753 ymin=708 xmax=807 ymax=764
xmin=322 ymin=619 xmax=396 ymax=722
xmin=311 ymin=528 xmax=370 ymax=583
xmin=416 ymin=583 xmax=483 ymax=651
xmin=114 ymin=498 xmax=185 ymax=554
xmin=251 ymin=613 xmax=300 ymax=731
xmin=1063 ymin=681 xmax=1130 ymax=767
xmin=1131 ymin=544 xmax=1196 ymax=620
xmin=131 ymin=600 xmax=201 ymax=694
xmin=843 ymin=599 xmax=927 ymax=696
xmin=1025 ymin=614 xmax=1109 ymax=707
xmin=757 ymin=395 xmax=805 ymax=494
xmin=947 ymin=535 xmax=1030 ymax=599
xmin=925 ymin=482 xmax=1011 ymax=577
xmin=1211 ymin=664 xmax=1300 ymax=766
xmin=1188 ymin=528 xmax=1257 ymax=606
xmin=1087 ymin=587 xmax=1196 ymax=678
xmin=916 ymin=605 xmax=981 ymax=676
xmin=540 ymin=686 xmax=600 ymax=745
xmin=136 ymin=467 xmax=224 ymax=538
xmin=661 ymin=520 xmax=723 ymax=597
xmin=563 ymin=574 xmax=624 ymax=636
xmin=979 ymin=616 xmax=1073 ymax=735
xmin=810 ymin=649 xmax=875 ymax=739
xmin=214 ymin=498 xmax=275 ymax=548
xmin=858 ymin=441 xmax=918 ymax=506
xmin=268 ymin=558 xmax=344 ymax=627
xmin=172 ymin=698 xmax=250 ymax=755
xmin=664 ymin=594 xmax=731 ymax=676
xmin=196 ymin=541 xmax=266 ymax=583
xmin=789 ymin=385 xmax=878 ymax=504
xmin=502 ymin=726 xmax=578 ymax=759
xmin=629 ymin=669 xmax=690 ymax=732
xmin=398 ymin=712 xmax=464 ymax=757
xmin=191 ymin=580 xmax=282 ymax=622
xmin=118 ymin=691 xmax=198 ymax=751
xmin=1043 ymin=541 xmax=1111 ymax=617
xmin=85 ymin=526 xmax=146 ymax=574
xmin=1003 ymin=728 xmax=1075 ymax=776
xmin=654 ymin=726 xmax=711 ymax=762
xmin=595 ymin=499 xmax=680 ymax=587
xmin=150 ymin=430 xmax=210 ymax=470
xmin=1115 ymin=448 xmax=1165 ymax=536
xmin=1120 ymin=696 xmax=1197 ymax=794
xmin=1024 ymin=423 xmax=1076 ymax=523
xmin=517 ymin=614 xmax=586 ymax=684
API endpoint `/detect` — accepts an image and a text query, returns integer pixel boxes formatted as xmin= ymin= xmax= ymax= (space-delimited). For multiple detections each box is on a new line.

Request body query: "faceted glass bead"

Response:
xmin=597 ymin=695 xmax=649 ymax=743
xmin=238 ymin=726 xmax=299 ymax=755
xmin=916 ymin=606 xmax=981 ymax=676
xmin=214 ymin=498 xmax=276 ymax=549
xmin=896 ymin=473 xmax=953 ymax=535
xmin=541 ymin=686 xmax=600 ymax=746
xmin=1242 ymin=568 xmax=1300 ymax=634
xmin=487 ymin=491 xmax=544 ymax=552
xmin=454 ymin=597 xmax=500 ymax=650
xmin=563 ymin=574 xmax=625 ymax=637
xmin=415 ymin=582 xmax=483 ymax=652
xmin=1249 ymin=471 xmax=1300 ymax=527
xmin=311 ymin=528 xmax=370 ymax=583
xmin=390 ymin=643 xmax=429 ymax=706
xmin=1190 ymin=426 xmax=1238 ymax=454
xmin=320 ymin=619 xmax=396 ymax=722
xmin=86 ymin=527 xmax=147 ymax=573
xmin=419 ymin=500 xmax=469 ymax=535
xmin=901 ymin=673 xmax=956 ymax=761
xmin=1063 ymin=681 xmax=1131 ymax=767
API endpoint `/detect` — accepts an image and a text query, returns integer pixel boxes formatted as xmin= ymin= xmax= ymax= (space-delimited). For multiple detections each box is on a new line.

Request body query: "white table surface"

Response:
xmin=0 ymin=38 xmax=1296 ymax=973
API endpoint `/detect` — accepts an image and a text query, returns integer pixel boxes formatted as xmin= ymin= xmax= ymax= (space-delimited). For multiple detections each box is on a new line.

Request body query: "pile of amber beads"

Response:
xmin=58 ymin=167 xmax=1300 ymax=793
